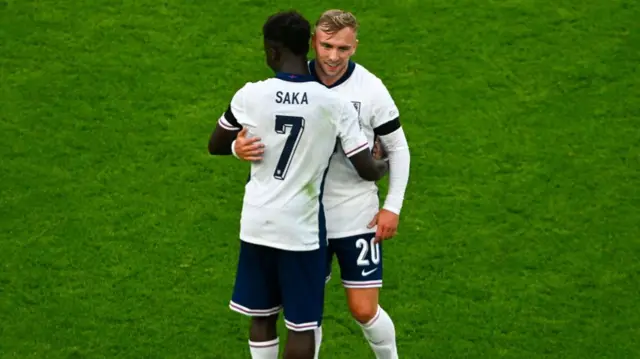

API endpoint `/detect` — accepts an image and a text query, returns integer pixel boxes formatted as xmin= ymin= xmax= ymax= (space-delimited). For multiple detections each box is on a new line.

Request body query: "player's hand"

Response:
xmin=372 ymin=137 xmax=387 ymax=160
xmin=234 ymin=127 xmax=264 ymax=161
xmin=372 ymin=138 xmax=389 ymax=181
xmin=367 ymin=209 xmax=399 ymax=243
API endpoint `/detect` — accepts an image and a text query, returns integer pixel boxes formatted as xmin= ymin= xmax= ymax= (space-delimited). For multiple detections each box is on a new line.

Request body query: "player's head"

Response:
xmin=263 ymin=11 xmax=311 ymax=72
xmin=312 ymin=9 xmax=359 ymax=79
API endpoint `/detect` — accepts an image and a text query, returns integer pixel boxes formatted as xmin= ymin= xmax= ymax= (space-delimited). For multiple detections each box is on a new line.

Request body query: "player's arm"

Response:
xmin=349 ymin=150 xmax=389 ymax=181
xmin=371 ymin=82 xmax=410 ymax=215
xmin=208 ymin=85 xmax=251 ymax=156
xmin=208 ymin=104 xmax=241 ymax=155
xmin=337 ymin=101 xmax=388 ymax=181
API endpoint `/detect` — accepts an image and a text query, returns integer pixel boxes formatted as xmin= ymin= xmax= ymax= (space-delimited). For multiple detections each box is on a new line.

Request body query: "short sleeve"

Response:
xmin=370 ymin=79 xmax=400 ymax=132
xmin=217 ymin=83 xmax=251 ymax=131
xmin=337 ymin=99 xmax=369 ymax=157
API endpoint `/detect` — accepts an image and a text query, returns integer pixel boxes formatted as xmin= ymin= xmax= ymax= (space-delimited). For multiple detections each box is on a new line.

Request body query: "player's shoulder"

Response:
xmin=250 ymin=76 xmax=330 ymax=92
xmin=232 ymin=78 xmax=299 ymax=102
xmin=299 ymin=79 xmax=345 ymax=104
xmin=318 ymin=87 xmax=352 ymax=109
xmin=229 ymin=80 xmax=258 ymax=100
xmin=352 ymin=62 xmax=386 ymax=86
xmin=235 ymin=78 xmax=278 ymax=93
xmin=352 ymin=62 xmax=394 ymax=99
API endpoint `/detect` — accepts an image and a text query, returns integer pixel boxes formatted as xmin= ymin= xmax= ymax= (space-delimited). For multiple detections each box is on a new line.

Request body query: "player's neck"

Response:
xmin=313 ymin=61 xmax=348 ymax=87
xmin=278 ymin=58 xmax=310 ymax=77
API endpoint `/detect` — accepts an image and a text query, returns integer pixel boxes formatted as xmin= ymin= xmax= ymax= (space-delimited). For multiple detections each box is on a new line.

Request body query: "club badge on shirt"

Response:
xmin=351 ymin=101 xmax=362 ymax=129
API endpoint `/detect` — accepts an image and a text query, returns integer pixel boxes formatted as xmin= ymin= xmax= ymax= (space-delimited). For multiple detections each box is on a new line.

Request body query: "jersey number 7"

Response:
xmin=273 ymin=115 xmax=305 ymax=180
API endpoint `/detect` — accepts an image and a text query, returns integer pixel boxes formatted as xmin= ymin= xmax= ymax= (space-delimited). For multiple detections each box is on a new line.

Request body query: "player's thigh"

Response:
xmin=331 ymin=233 xmax=383 ymax=289
xmin=325 ymin=239 xmax=336 ymax=284
xmin=277 ymin=246 xmax=327 ymax=332
xmin=229 ymin=241 xmax=282 ymax=316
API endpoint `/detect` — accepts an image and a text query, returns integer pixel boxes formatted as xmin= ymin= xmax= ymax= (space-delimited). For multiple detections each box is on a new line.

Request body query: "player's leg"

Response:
xmin=229 ymin=241 xmax=282 ymax=359
xmin=310 ymin=239 xmax=334 ymax=358
xmin=278 ymin=245 xmax=327 ymax=359
xmin=333 ymin=233 xmax=398 ymax=359
xmin=249 ymin=315 xmax=279 ymax=351
xmin=346 ymin=288 xmax=397 ymax=359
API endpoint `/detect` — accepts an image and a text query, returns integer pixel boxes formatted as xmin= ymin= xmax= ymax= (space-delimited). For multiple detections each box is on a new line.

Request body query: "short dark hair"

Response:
xmin=263 ymin=11 xmax=311 ymax=56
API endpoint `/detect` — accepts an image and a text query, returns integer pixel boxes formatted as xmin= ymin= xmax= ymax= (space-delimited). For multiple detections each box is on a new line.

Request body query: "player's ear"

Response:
xmin=274 ymin=48 xmax=283 ymax=65
xmin=266 ymin=47 xmax=278 ymax=63
xmin=264 ymin=41 xmax=278 ymax=61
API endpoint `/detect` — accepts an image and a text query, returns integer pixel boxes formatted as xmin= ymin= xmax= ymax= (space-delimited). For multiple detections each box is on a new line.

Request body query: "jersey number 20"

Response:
xmin=273 ymin=115 xmax=305 ymax=180
xmin=356 ymin=237 xmax=380 ymax=266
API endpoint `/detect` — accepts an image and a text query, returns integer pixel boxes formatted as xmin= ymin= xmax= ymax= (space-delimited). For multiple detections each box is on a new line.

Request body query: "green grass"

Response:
xmin=1 ymin=0 xmax=639 ymax=358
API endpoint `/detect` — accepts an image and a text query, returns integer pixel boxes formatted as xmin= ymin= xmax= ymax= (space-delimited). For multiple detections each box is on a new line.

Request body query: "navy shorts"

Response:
xmin=326 ymin=232 xmax=383 ymax=288
xmin=229 ymin=241 xmax=326 ymax=332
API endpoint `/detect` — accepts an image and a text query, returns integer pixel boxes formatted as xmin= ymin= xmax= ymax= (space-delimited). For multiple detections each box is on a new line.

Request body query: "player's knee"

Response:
xmin=250 ymin=314 xmax=278 ymax=342
xmin=346 ymin=288 xmax=379 ymax=323
xmin=284 ymin=329 xmax=315 ymax=359
xmin=348 ymin=300 xmax=379 ymax=324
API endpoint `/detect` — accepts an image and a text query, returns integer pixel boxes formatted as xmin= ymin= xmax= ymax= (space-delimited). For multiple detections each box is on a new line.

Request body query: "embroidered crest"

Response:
xmin=351 ymin=101 xmax=361 ymax=116
xmin=351 ymin=101 xmax=363 ymax=129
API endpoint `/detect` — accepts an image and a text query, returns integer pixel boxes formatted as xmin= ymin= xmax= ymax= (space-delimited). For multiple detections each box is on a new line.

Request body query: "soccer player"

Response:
xmin=232 ymin=9 xmax=410 ymax=359
xmin=207 ymin=10 xmax=389 ymax=359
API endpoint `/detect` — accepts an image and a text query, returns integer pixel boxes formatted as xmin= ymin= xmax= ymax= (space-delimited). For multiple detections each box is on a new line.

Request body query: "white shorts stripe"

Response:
xmin=284 ymin=319 xmax=319 ymax=332
xmin=229 ymin=301 xmax=282 ymax=316
xmin=342 ymin=279 xmax=383 ymax=288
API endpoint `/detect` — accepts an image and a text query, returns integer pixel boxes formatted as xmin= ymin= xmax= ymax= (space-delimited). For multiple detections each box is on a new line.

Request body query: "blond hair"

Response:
xmin=315 ymin=9 xmax=359 ymax=34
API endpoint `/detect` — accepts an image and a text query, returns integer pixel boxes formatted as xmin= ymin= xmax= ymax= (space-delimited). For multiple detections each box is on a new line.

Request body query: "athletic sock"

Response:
xmin=314 ymin=325 xmax=322 ymax=358
xmin=249 ymin=337 xmax=279 ymax=359
xmin=358 ymin=306 xmax=398 ymax=359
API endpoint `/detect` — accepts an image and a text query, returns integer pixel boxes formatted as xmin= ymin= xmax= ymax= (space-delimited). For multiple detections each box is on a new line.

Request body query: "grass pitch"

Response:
xmin=1 ymin=0 xmax=639 ymax=357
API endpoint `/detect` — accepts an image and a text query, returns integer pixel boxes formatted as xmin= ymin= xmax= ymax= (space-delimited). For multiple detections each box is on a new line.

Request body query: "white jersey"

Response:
xmin=218 ymin=73 xmax=369 ymax=251
xmin=308 ymin=61 xmax=401 ymax=238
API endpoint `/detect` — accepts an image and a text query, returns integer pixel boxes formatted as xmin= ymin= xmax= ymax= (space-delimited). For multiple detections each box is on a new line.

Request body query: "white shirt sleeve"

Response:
xmin=378 ymin=128 xmax=410 ymax=214
xmin=370 ymin=79 xmax=400 ymax=130
xmin=337 ymin=99 xmax=369 ymax=157
xmin=369 ymin=79 xmax=410 ymax=215
xmin=217 ymin=83 xmax=252 ymax=131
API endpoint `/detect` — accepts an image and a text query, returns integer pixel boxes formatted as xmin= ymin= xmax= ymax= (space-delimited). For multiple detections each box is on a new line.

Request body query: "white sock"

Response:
xmin=314 ymin=326 xmax=322 ymax=358
xmin=359 ymin=306 xmax=398 ymax=359
xmin=249 ymin=337 xmax=279 ymax=359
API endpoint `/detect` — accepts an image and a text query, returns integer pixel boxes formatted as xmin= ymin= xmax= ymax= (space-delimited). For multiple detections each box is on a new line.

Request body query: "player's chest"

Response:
xmin=332 ymin=89 xmax=375 ymax=131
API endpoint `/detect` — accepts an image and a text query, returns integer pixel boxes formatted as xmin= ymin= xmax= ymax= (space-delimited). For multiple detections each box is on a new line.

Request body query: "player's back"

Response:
xmin=230 ymin=74 xmax=349 ymax=251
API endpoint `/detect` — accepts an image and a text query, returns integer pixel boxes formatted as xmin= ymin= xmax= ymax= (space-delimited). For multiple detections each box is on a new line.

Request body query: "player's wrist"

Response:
xmin=382 ymin=195 xmax=403 ymax=215
xmin=382 ymin=205 xmax=401 ymax=215
xmin=231 ymin=140 xmax=240 ymax=159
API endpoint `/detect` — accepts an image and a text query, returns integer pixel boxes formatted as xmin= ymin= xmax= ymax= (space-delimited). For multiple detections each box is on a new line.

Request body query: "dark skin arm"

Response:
xmin=348 ymin=149 xmax=388 ymax=181
xmin=208 ymin=123 xmax=239 ymax=155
